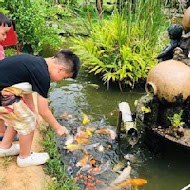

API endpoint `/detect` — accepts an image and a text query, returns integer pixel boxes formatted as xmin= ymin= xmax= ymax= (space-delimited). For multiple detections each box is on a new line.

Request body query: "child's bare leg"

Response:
xmin=0 ymin=126 xmax=17 ymax=148
xmin=19 ymin=130 xmax=34 ymax=158
xmin=0 ymin=126 xmax=19 ymax=157
xmin=17 ymin=129 xmax=49 ymax=167
xmin=0 ymin=119 xmax=5 ymax=136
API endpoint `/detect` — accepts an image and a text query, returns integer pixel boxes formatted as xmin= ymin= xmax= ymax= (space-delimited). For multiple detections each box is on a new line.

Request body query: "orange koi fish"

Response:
xmin=115 ymin=178 xmax=147 ymax=189
xmin=84 ymin=181 xmax=97 ymax=190
xmin=88 ymin=167 xmax=101 ymax=175
xmin=75 ymin=136 xmax=91 ymax=145
xmin=77 ymin=128 xmax=92 ymax=138
xmin=76 ymin=154 xmax=91 ymax=167
xmin=88 ymin=160 xmax=110 ymax=175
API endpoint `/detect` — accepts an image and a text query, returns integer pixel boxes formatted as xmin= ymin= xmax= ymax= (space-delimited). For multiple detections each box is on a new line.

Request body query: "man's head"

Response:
xmin=0 ymin=13 xmax=12 ymax=42
xmin=48 ymin=49 xmax=80 ymax=81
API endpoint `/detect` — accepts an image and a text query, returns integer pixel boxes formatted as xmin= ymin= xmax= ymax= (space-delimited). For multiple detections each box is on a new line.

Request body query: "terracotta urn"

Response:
xmin=182 ymin=7 xmax=190 ymax=32
xmin=145 ymin=60 xmax=190 ymax=103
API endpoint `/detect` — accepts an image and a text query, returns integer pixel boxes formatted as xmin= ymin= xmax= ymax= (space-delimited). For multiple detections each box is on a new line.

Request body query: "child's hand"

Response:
xmin=1 ymin=90 xmax=14 ymax=96
xmin=56 ymin=126 xmax=68 ymax=136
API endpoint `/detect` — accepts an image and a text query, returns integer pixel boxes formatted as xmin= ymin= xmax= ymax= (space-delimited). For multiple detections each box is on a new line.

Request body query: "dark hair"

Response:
xmin=54 ymin=49 xmax=80 ymax=79
xmin=0 ymin=13 xmax=12 ymax=27
xmin=168 ymin=24 xmax=183 ymax=39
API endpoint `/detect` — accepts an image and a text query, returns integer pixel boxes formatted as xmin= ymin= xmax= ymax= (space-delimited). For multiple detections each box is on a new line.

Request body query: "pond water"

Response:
xmin=49 ymin=68 xmax=190 ymax=190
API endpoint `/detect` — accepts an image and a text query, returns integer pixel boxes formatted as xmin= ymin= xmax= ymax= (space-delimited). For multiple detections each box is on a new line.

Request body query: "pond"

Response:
xmin=49 ymin=68 xmax=190 ymax=190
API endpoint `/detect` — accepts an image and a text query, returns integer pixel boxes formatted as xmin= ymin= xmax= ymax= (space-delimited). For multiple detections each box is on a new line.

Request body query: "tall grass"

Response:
xmin=71 ymin=0 xmax=169 ymax=89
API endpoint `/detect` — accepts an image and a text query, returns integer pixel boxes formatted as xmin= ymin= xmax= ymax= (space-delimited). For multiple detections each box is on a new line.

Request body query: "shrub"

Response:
xmin=4 ymin=0 xmax=68 ymax=55
xmin=71 ymin=1 xmax=168 ymax=89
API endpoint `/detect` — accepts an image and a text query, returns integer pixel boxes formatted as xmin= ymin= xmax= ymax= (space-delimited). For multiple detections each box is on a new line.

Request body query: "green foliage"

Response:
xmin=71 ymin=1 xmax=167 ymax=88
xmin=3 ymin=0 xmax=68 ymax=55
xmin=41 ymin=126 xmax=80 ymax=190
xmin=168 ymin=110 xmax=185 ymax=128
xmin=4 ymin=48 xmax=17 ymax=57
xmin=45 ymin=0 xmax=78 ymax=6
xmin=0 ymin=0 xmax=9 ymax=14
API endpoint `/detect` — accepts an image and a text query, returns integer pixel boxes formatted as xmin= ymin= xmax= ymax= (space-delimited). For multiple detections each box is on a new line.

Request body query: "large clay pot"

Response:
xmin=182 ymin=7 xmax=190 ymax=32
xmin=145 ymin=60 xmax=190 ymax=103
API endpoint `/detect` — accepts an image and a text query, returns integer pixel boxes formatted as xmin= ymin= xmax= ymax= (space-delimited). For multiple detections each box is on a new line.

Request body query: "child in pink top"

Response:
xmin=0 ymin=12 xmax=12 ymax=139
xmin=0 ymin=44 xmax=5 ymax=60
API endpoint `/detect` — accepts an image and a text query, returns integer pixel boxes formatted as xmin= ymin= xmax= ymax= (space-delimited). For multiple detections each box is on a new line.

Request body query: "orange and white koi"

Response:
xmin=88 ymin=160 xmax=110 ymax=175
xmin=95 ymin=128 xmax=117 ymax=140
xmin=76 ymin=154 xmax=91 ymax=167
xmin=111 ymin=165 xmax=131 ymax=185
xmin=61 ymin=112 xmax=73 ymax=119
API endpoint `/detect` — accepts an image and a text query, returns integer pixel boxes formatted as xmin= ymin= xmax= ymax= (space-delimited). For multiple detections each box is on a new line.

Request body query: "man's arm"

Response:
xmin=37 ymin=93 xmax=67 ymax=136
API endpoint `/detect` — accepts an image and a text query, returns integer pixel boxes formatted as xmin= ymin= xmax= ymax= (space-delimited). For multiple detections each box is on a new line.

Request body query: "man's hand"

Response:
xmin=56 ymin=126 xmax=68 ymax=137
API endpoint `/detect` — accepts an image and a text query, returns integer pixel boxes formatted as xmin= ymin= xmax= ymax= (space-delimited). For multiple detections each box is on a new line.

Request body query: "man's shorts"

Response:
xmin=0 ymin=98 xmax=36 ymax=135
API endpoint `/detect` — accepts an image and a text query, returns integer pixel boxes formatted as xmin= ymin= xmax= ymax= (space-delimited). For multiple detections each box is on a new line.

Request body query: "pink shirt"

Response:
xmin=0 ymin=45 xmax=5 ymax=61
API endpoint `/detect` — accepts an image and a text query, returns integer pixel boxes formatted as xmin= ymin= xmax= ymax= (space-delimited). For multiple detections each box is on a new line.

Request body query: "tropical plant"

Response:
xmin=0 ymin=0 xmax=9 ymax=14
xmin=3 ymin=0 xmax=68 ymax=55
xmin=71 ymin=0 xmax=168 ymax=89
xmin=168 ymin=110 xmax=185 ymax=128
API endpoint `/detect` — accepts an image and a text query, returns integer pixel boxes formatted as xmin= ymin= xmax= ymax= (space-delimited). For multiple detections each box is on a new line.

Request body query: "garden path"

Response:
xmin=0 ymin=128 xmax=49 ymax=190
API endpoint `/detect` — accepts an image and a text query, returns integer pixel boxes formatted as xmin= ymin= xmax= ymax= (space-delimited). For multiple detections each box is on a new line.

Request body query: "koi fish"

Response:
xmin=141 ymin=106 xmax=151 ymax=113
xmin=95 ymin=160 xmax=110 ymax=175
xmin=124 ymin=154 xmax=137 ymax=163
xmin=64 ymin=144 xmax=83 ymax=151
xmin=76 ymin=154 xmax=91 ymax=167
xmin=84 ymin=143 xmax=100 ymax=149
xmin=97 ymin=144 xmax=104 ymax=152
xmin=95 ymin=128 xmax=117 ymax=140
xmin=76 ymin=128 xmax=92 ymax=138
xmin=115 ymin=178 xmax=147 ymax=189
xmin=65 ymin=134 xmax=74 ymax=145
xmin=88 ymin=167 xmax=101 ymax=175
xmin=88 ymin=83 xmax=100 ymax=89
xmin=88 ymin=160 xmax=110 ymax=175
xmin=77 ymin=164 xmax=92 ymax=175
xmin=134 ymin=100 xmax=138 ymax=107
xmin=112 ymin=160 xmax=126 ymax=172
xmin=82 ymin=113 xmax=90 ymax=125
xmin=75 ymin=136 xmax=91 ymax=145
xmin=61 ymin=112 xmax=73 ymax=119
xmin=86 ymin=126 xmax=96 ymax=133
xmin=89 ymin=158 xmax=96 ymax=167
xmin=74 ymin=175 xmax=103 ymax=184
xmin=84 ymin=181 xmax=97 ymax=190
xmin=111 ymin=165 xmax=131 ymax=186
